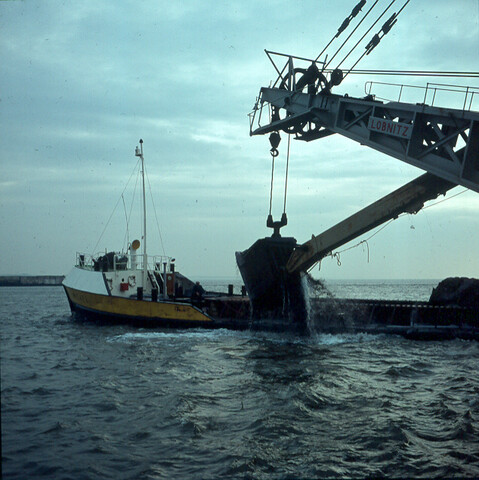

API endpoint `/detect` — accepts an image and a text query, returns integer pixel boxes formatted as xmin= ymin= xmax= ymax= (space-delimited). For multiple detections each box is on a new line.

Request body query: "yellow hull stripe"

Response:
xmin=65 ymin=287 xmax=213 ymax=323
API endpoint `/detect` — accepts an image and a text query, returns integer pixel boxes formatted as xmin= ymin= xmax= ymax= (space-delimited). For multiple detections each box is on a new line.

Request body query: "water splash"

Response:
xmin=301 ymin=273 xmax=332 ymax=334
xmin=301 ymin=274 xmax=356 ymax=335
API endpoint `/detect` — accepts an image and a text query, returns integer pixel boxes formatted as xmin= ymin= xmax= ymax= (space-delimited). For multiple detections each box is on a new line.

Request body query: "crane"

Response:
xmin=236 ymin=1 xmax=479 ymax=320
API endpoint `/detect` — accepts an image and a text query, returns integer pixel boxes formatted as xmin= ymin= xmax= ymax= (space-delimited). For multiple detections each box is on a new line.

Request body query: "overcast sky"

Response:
xmin=1 ymin=0 xmax=478 ymax=281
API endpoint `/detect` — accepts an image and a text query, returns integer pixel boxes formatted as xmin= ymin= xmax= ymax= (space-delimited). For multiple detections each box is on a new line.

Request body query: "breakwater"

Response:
xmin=0 ymin=275 xmax=65 ymax=287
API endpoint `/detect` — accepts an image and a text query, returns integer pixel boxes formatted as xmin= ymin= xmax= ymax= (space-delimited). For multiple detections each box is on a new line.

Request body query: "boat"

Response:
xmin=63 ymin=140 xmax=236 ymax=328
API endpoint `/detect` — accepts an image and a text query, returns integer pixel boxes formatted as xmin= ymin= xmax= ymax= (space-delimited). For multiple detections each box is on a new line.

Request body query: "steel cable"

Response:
xmin=336 ymin=0 xmax=397 ymax=71
xmin=283 ymin=134 xmax=291 ymax=214
xmin=342 ymin=0 xmax=412 ymax=81
xmin=324 ymin=0 xmax=380 ymax=68
xmin=269 ymin=154 xmax=275 ymax=216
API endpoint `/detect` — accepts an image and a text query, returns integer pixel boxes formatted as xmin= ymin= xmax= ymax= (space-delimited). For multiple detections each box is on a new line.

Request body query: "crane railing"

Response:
xmin=365 ymin=81 xmax=479 ymax=112
xmin=264 ymin=50 xmax=327 ymax=90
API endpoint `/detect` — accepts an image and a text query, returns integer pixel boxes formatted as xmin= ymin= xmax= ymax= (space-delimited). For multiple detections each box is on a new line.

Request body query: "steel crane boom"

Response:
xmin=247 ymin=56 xmax=479 ymax=276
xmin=286 ymin=172 xmax=455 ymax=273
xmin=251 ymin=84 xmax=479 ymax=193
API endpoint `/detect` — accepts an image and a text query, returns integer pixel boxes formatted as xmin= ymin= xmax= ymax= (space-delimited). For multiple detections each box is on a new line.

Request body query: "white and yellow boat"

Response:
xmin=63 ymin=140 xmax=215 ymax=328
xmin=62 ymin=252 xmax=215 ymax=327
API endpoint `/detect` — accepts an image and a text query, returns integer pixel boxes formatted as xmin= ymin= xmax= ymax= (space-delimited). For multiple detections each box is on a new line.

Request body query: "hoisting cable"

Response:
xmin=342 ymin=69 xmax=479 ymax=78
xmin=324 ymin=0 xmax=380 ymax=69
xmin=363 ymin=2 xmax=405 ymax=55
xmin=392 ymin=0 xmax=411 ymax=17
xmin=283 ymin=133 xmax=291 ymax=214
xmin=341 ymin=0 xmax=412 ymax=81
xmin=268 ymin=132 xmax=281 ymax=216
xmin=335 ymin=0 xmax=396 ymax=71
xmin=315 ymin=0 xmax=367 ymax=63
xmin=269 ymin=154 xmax=275 ymax=216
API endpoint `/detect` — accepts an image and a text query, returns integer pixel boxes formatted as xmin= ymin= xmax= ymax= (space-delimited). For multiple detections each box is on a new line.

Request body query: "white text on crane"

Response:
xmin=368 ymin=117 xmax=412 ymax=139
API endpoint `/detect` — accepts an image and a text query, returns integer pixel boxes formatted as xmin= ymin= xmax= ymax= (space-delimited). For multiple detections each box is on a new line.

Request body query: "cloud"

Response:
xmin=0 ymin=0 xmax=478 ymax=279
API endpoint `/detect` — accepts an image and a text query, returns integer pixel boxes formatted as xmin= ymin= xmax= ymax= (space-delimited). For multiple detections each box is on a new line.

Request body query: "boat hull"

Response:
xmin=63 ymin=285 xmax=215 ymax=328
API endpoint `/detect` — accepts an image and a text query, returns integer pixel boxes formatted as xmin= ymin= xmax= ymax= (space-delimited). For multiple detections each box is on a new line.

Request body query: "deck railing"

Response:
xmin=76 ymin=252 xmax=174 ymax=273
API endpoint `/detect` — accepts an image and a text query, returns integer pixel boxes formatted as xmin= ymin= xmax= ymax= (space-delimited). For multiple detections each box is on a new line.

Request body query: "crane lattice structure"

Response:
xmin=248 ymin=1 xmax=479 ymax=274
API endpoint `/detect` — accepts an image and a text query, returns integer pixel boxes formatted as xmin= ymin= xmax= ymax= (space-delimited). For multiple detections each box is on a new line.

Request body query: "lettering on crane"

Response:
xmin=367 ymin=117 xmax=412 ymax=139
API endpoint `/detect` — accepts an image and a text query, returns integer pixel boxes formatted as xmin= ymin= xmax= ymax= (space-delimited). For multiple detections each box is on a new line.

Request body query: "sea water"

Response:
xmin=200 ymin=277 xmax=442 ymax=301
xmin=1 ymin=284 xmax=478 ymax=479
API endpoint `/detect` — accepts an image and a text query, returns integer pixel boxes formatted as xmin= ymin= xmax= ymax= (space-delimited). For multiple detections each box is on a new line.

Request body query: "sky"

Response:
xmin=1 ymin=0 xmax=478 ymax=282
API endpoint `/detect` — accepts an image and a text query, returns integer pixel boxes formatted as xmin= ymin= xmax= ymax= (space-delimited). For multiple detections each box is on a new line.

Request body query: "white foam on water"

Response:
xmin=107 ymin=324 xmax=382 ymax=348
xmin=310 ymin=332 xmax=380 ymax=345
xmin=108 ymin=328 xmax=258 ymax=344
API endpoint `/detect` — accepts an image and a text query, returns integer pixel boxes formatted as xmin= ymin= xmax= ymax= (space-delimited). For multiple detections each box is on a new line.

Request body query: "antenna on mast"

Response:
xmin=135 ymin=139 xmax=147 ymax=291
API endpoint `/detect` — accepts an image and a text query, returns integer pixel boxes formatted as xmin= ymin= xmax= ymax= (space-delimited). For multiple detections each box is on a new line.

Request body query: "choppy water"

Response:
xmin=1 ymin=285 xmax=479 ymax=479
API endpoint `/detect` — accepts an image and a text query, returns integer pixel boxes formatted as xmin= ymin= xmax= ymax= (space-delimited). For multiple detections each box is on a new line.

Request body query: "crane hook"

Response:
xmin=269 ymin=131 xmax=281 ymax=157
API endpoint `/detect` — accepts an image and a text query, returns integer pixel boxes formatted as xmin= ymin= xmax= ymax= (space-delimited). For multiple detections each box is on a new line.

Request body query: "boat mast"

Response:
xmin=135 ymin=139 xmax=147 ymax=289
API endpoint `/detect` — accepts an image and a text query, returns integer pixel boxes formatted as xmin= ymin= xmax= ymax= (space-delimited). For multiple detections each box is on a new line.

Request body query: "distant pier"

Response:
xmin=0 ymin=275 xmax=65 ymax=287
